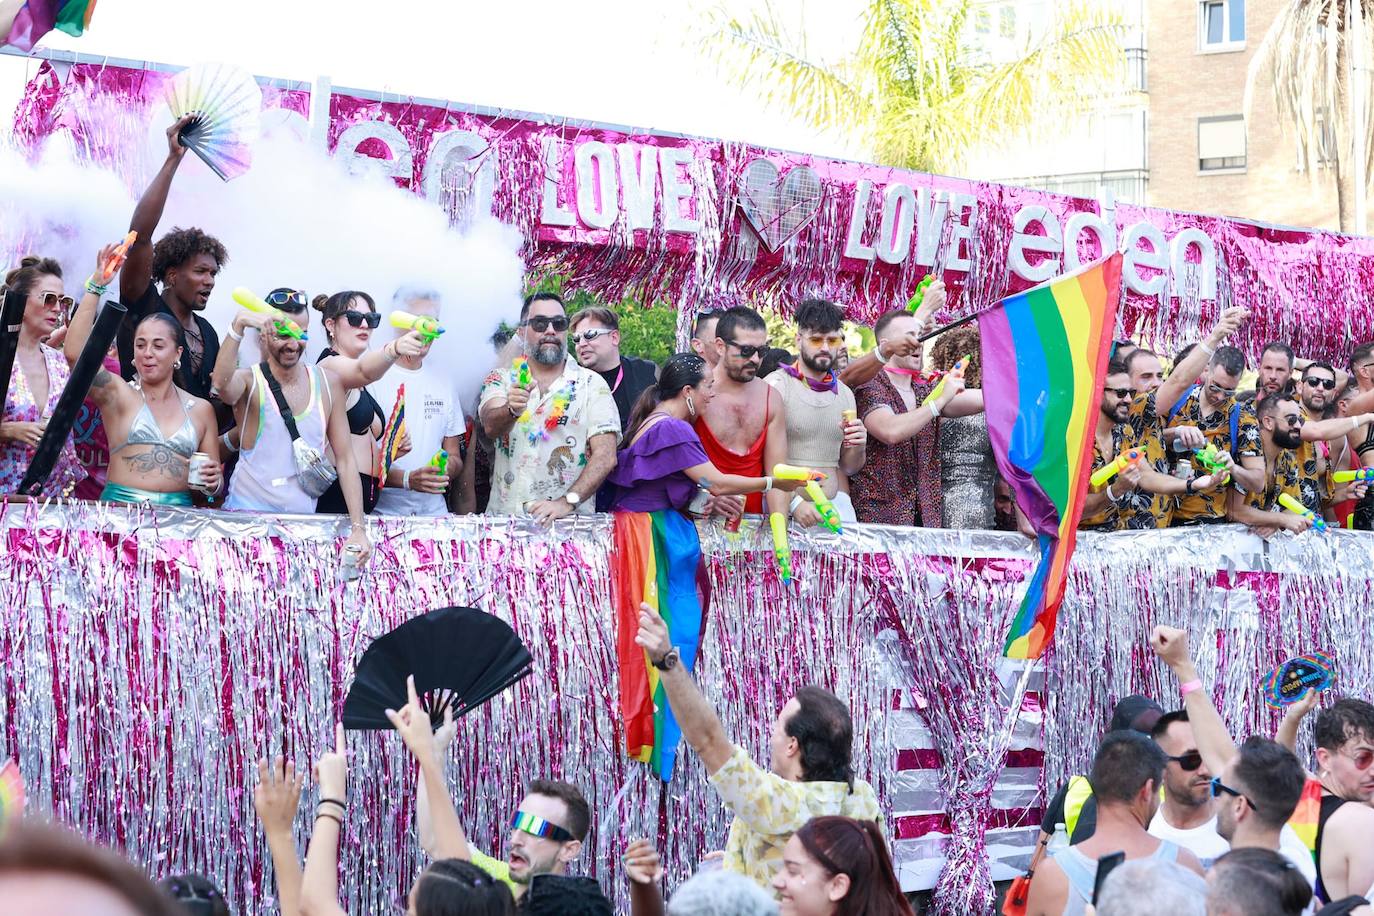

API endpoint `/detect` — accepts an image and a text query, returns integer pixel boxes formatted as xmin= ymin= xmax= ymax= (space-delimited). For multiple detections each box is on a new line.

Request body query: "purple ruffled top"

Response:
xmin=607 ymin=417 xmax=709 ymax=513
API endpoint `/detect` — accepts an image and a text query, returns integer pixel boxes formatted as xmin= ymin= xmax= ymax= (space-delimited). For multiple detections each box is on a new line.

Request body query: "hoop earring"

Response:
xmin=686 ymin=395 xmax=696 ymax=419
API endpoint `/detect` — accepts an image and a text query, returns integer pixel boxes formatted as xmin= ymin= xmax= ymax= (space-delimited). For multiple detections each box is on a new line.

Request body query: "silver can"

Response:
xmin=188 ymin=451 xmax=212 ymax=489
xmin=340 ymin=544 xmax=364 ymax=582
xmin=1174 ymin=459 xmax=1194 ymax=480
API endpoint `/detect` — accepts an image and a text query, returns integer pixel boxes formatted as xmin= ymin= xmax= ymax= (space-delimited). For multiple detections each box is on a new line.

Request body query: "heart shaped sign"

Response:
xmin=736 ymin=159 xmax=823 ymax=252
xmin=1261 ymin=650 xmax=1336 ymax=709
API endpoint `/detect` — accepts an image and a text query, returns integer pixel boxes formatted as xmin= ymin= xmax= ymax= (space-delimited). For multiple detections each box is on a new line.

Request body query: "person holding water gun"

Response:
xmin=365 ymin=287 xmax=465 ymax=517
xmin=1082 ymin=358 xmax=1227 ymax=532
xmin=1229 ymin=393 xmax=1369 ymax=537
xmin=765 ymin=299 xmax=867 ymax=529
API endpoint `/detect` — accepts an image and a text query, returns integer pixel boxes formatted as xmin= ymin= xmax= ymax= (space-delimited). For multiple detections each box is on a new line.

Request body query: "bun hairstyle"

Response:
xmin=3 ymin=255 xmax=64 ymax=302
xmin=313 ymin=290 xmax=378 ymax=342
xmin=621 ymin=352 xmax=707 ymax=448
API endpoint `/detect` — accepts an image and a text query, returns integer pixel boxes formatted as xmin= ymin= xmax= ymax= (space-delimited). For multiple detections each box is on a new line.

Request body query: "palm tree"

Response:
xmin=700 ymin=0 xmax=1130 ymax=174
xmin=1246 ymin=0 xmax=1374 ymax=232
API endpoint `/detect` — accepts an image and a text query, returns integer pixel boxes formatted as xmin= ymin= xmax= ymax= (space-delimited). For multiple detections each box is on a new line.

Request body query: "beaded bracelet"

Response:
xmin=85 ymin=276 xmax=109 ymax=297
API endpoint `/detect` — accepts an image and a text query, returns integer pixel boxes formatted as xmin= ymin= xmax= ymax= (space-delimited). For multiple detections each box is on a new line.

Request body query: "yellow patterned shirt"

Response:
xmin=1164 ymin=389 xmax=1262 ymax=523
xmin=1081 ymin=425 xmax=1128 ymax=531
xmin=1244 ymin=411 xmax=1333 ymax=516
xmin=1117 ymin=395 xmax=1174 ymax=529
xmin=708 ymin=745 xmax=881 ymax=888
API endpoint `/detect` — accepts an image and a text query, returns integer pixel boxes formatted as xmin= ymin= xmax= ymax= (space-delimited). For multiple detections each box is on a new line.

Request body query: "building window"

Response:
xmin=1198 ymin=115 xmax=1246 ymax=171
xmin=1200 ymin=0 xmax=1245 ymax=51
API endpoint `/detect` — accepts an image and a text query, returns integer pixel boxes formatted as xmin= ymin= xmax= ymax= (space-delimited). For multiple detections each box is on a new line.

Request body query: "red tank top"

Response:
xmin=694 ymin=394 xmax=770 ymax=513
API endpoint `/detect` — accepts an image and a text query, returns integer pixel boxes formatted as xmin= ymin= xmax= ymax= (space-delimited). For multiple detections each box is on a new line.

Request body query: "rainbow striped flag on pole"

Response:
xmin=375 ymin=385 xmax=406 ymax=488
xmin=2 ymin=1 xmax=98 ymax=52
xmin=979 ymin=254 xmax=1122 ymax=660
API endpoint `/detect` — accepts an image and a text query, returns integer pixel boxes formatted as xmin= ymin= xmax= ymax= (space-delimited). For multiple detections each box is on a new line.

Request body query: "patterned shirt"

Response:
xmin=1081 ymin=423 xmax=1129 ymax=531
xmin=1 ymin=344 xmax=87 ymax=498
xmin=478 ymin=359 xmax=620 ymax=516
xmin=709 ymin=745 xmax=881 ymax=889
xmin=1164 ymin=388 xmax=1261 ymax=523
xmin=849 ymin=371 xmax=943 ymax=527
xmin=1244 ymin=416 xmax=1333 ymax=517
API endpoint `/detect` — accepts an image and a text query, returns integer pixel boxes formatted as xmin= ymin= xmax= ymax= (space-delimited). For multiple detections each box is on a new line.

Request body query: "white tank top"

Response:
xmin=224 ymin=364 xmax=331 ymax=514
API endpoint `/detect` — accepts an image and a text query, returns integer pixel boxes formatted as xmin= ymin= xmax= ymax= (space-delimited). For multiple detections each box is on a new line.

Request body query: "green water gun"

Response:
xmin=1193 ymin=444 xmax=1232 ymax=484
xmin=390 ymin=310 xmax=444 ymax=343
xmin=770 ymin=512 xmax=793 ymax=584
xmin=906 ymin=275 xmax=935 ymax=314
xmin=803 ymin=481 xmax=843 ymax=534
xmin=232 ymin=287 xmax=307 ymax=341
xmin=1278 ymin=492 xmax=1327 ymax=532
xmin=430 ymin=449 xmax=449 ymax=476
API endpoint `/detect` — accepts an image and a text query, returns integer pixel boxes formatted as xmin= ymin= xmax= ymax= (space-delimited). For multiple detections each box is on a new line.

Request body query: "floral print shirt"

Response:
xmin=1 ymin=344 xmax=86 ymax=497
xmin=1164 ymin=387 xmax=1262 ymax=523
xmin=478 ymin=359 xmax=619 ymax=516
xmin=709 ymin=745 xmax=881 ymax=889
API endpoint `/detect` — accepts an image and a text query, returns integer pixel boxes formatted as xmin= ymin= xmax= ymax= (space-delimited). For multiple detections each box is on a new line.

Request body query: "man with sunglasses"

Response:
xmin=118 ymin=115 xmax=229 ymax=403
xmin=567 ymin=307 xmax=657 ymax=432
xmin=1146 ymin=711 xmax=1229 ymax=868
xmin=479 ymin=292 xmax=619 ymax=524
xmin=766 ymin=299 xmax=866 ymax=527
xmin=694 ymin=305 xmax=790 ymax=521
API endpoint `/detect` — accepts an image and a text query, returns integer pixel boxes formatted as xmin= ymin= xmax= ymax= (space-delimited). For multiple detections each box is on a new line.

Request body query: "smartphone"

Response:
xmin=1092 ymin=851 xmax=1126 ymax=906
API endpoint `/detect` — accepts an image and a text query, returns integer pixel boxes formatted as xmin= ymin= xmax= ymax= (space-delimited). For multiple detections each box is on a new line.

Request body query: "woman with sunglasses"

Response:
xmin=310 ymin=291 xmax=426 ymax=514
xmin=62 ymin=244 xmax=224 ymax=506
xmin=771 ymin=816 xmax=913 ymax=916
xmin=0 ymin=256 xmax=87 ymax=497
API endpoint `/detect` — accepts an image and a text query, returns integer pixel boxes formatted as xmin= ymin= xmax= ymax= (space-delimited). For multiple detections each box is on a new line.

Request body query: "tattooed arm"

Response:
xmin=65 ymin=275 xmax=134 ymax=417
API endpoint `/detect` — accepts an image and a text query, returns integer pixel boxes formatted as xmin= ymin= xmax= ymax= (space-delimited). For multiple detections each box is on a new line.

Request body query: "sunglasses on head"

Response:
xmin=1104 ymin=386 xmax=1137 ymax=399
xmin=1210 ymin=777 xmax=1257 ymax=810
xmin=511 ymin=810 xmax=574 ymax=843
xmin=341 ymin=309 xmax=380 ymax=329
xmin=1167 ymin=751 xmax=1203 ymax=771
xmin=725 ymin=339 xmax=766 ymax=360
xmin=266 ymin=289 xmax=309 ymax=312
xmin=523 ymin=316 xmax=569 ymax=333
xmin=1304 ymin=376 xmax=1337 ymax=390
xmin=571 ymin=328 xmax=612 ymax=345
xmin=39 ymin=291 xmax=75 ymax=312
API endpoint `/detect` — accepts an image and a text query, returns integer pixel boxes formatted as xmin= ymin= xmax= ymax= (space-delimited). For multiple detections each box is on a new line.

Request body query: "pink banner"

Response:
xmin=11 ymin=58 xmax=1374 ymax=362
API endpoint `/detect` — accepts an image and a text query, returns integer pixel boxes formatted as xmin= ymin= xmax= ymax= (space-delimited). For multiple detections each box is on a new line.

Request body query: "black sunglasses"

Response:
xmin=1210 ymin=777 xmax=1257 ymax=810
xmin=342 ymin=309 xmax=380 ymax=329
xmin=1104 ymin=386 xmax=1137 ymax=399
xmin=725 ymin=339 xmax=766 ymax=360
xmin=1303 ymin=376 xmax=1337 ymax=390
xmin=523 ymin=316 xmax=569 ymax=333
xmin=266 ymin=289 xmax=309 ymax=312
xmin=1167 ymin=751 xmax=1203 ymax=771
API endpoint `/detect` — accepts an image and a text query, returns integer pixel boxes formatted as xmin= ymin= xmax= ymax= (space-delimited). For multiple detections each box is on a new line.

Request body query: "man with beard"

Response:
xmin=212 ymin=297 xmax=371 ymax=561
xmin=848 ymin=309 xmax=982 ymax=527
xmin=479 ymin=292 xmax=619 ymax=525
xmin=1229 ymin=394 xmax=1367 ymax=534
xmin=766 ymin=299 xmax=866 ymax=526
xmin=119 ymin=115 xmax=228 ymax=402
xmin=1150 ymin=627 xmax=1322 ymax=894
xmin=694 ymin=306 xmax=790 ymax=520
xmin=1081 ymin=360 xmax=1224 ymax=531
xmin=1147 ymin=711 xmax=1228 ymax=868
xmin=1349 ymin=342 xmax=1374 ymax=529
xmin=1239 ymin=342 xmax=1297 ymax=404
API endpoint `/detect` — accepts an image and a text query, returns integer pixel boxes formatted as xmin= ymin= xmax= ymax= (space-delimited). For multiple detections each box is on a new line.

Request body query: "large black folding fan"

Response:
xmin=342 ymin=606 xmax=533 ymax=730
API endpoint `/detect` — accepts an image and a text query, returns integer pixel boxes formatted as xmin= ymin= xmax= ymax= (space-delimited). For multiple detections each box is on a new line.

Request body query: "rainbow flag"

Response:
xmin=374 ymin=384 xmax=406 ymax=488
xmin=1288 ymin=776 xmax=1322 ymax=866
xmin=2 ymin=0 xmax=98 ymax=52
xmin=612 ymin=510 xmax=703 ymax=781
xmin=979 ymin=254 xmax=1122 ymax=659
xmin=0 ymin=758 xmax=24 ymax=835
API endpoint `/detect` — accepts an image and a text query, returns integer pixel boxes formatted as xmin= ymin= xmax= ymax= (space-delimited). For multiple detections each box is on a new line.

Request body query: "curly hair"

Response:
xmin=150 ymin=227 xmax=227 ymax=283
xmin=929 ymin=324 xmax=981 ymax=388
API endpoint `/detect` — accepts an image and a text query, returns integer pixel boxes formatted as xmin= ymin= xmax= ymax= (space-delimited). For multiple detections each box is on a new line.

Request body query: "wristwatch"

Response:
xmin=652 ymin=647 xmax=681 ymax=671
xmin=563 ymin=491 xmax=581 ymax=507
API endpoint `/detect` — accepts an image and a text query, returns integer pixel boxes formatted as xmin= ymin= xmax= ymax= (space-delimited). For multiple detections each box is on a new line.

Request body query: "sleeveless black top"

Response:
xmin=317 ymin=348 xmax=384 ymax=436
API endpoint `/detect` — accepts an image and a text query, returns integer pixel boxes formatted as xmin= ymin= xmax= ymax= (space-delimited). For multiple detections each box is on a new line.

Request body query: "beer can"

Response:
xmin=188 ymin=451 xmax=212 ymax=489
xmin=340 ymin=544 xmax=364 ymax=583
xmin=1174 ymin=459 xmax=1194 ymax=481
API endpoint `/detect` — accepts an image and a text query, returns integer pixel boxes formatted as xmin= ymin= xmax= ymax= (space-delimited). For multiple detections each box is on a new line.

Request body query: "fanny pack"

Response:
xmin=260 ymin=361 xmax=338 ymax=498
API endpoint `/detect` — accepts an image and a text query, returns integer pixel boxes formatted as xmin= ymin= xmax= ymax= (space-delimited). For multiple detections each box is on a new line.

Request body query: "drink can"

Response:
xmin=1175 ymin=459 xmax=1194 ymax=481
xmin=340 ymin=544 xmax=363 ymax=582
xmin=188 ymin=452 xmax=212 ymax=489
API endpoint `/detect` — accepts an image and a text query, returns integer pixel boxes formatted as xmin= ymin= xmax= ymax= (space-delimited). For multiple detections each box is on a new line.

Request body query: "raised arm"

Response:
xmin=299 ymin=725 xmax=348 ymax=916
xmin=317 ymin=332 xmax=425 ymax=390
xmin=840 ymin=282 xmax=945 ymax=390
xmin=65 ymin=243 xmax=132 ymax=413
xmin=389 ymin=677 xmax=469 ymax=860
xmin=253 ymin=757 xmax=305 ymax=916
xmin=1156 ymin=306 xmax=1249 ymax=412
xmin=635 ymin=605 xmax=733 ymax=775
xmin=1304 ymin=412 xmax=1374 ymax=442
xmin=1150 ymin=625 xmax=1238 ymax=773
xmin=625 ymin=839 xmax=666 ymax=916
xmin=864 ymin=372 xmax=963 ymax=446
xmin=1276 ymin=689 xmax=1320 ymax=755
xmin=120 ymin=116 xmax=194 ymax=305
xmin=211 ymin=310 xmax=272 ymax=406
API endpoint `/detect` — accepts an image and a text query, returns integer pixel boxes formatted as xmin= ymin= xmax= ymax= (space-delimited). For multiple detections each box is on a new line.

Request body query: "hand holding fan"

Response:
xmin=164 ymin=62 xmax=261 ymax=181
xmin=343 ymin=606 xmax=533 ymax=731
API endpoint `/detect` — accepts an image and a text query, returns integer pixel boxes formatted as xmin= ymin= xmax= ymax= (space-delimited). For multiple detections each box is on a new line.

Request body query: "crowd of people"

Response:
xmin=6 ymin=124 xmax=1373 ymax=568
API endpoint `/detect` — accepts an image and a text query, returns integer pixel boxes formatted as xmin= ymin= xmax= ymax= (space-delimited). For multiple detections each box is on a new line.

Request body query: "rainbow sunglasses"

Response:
xmin=511 ymin=810 xmax=574 ymax=843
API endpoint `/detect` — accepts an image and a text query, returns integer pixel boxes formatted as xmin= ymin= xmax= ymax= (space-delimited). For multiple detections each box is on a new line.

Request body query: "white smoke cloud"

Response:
xmin=2 ymin=112 xmax=526 ymax=408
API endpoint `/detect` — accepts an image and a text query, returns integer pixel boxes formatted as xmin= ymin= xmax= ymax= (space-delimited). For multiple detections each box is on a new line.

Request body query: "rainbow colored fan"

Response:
xmin=164 ymin=63 xmax=262 ymax=182
xmin=0 ymin=758 xmax=24 ymax=835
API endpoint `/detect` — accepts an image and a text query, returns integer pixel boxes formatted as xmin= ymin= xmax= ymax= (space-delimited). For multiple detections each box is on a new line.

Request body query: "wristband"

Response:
xmin=929 ymin=401 xmax=941 ymax=419
xmin=226 ymin=327 xmax=243 ymax=342
xmin=1179 ymin=678 xmax=1204 ymax=696
xmin=315 ymin=812 xmax=343 ymax=828
xmin=1185 ymin=478 xmax=1196 ymax=495
xmin=1105 ymin=483 xmax=1118 ymax=505
xmin=85 ymin=276 xmax=108 ymax=297
xmin=1199 ymin=342 xmax=1217 ymax=358
xmin=319 ymin=797 xmax=346 ymax=808
xmin=761 ymin=476 xmax=773 ymax=493
xmin=403 ymin=470 xmax=412 ymax=490
xmin=383 ymin=343 xmax=398 ymax=364
xmin=507 ymin=403 xmax=519 ymax=418
xmin=874 ymin=343 xmax=891 ymax=366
